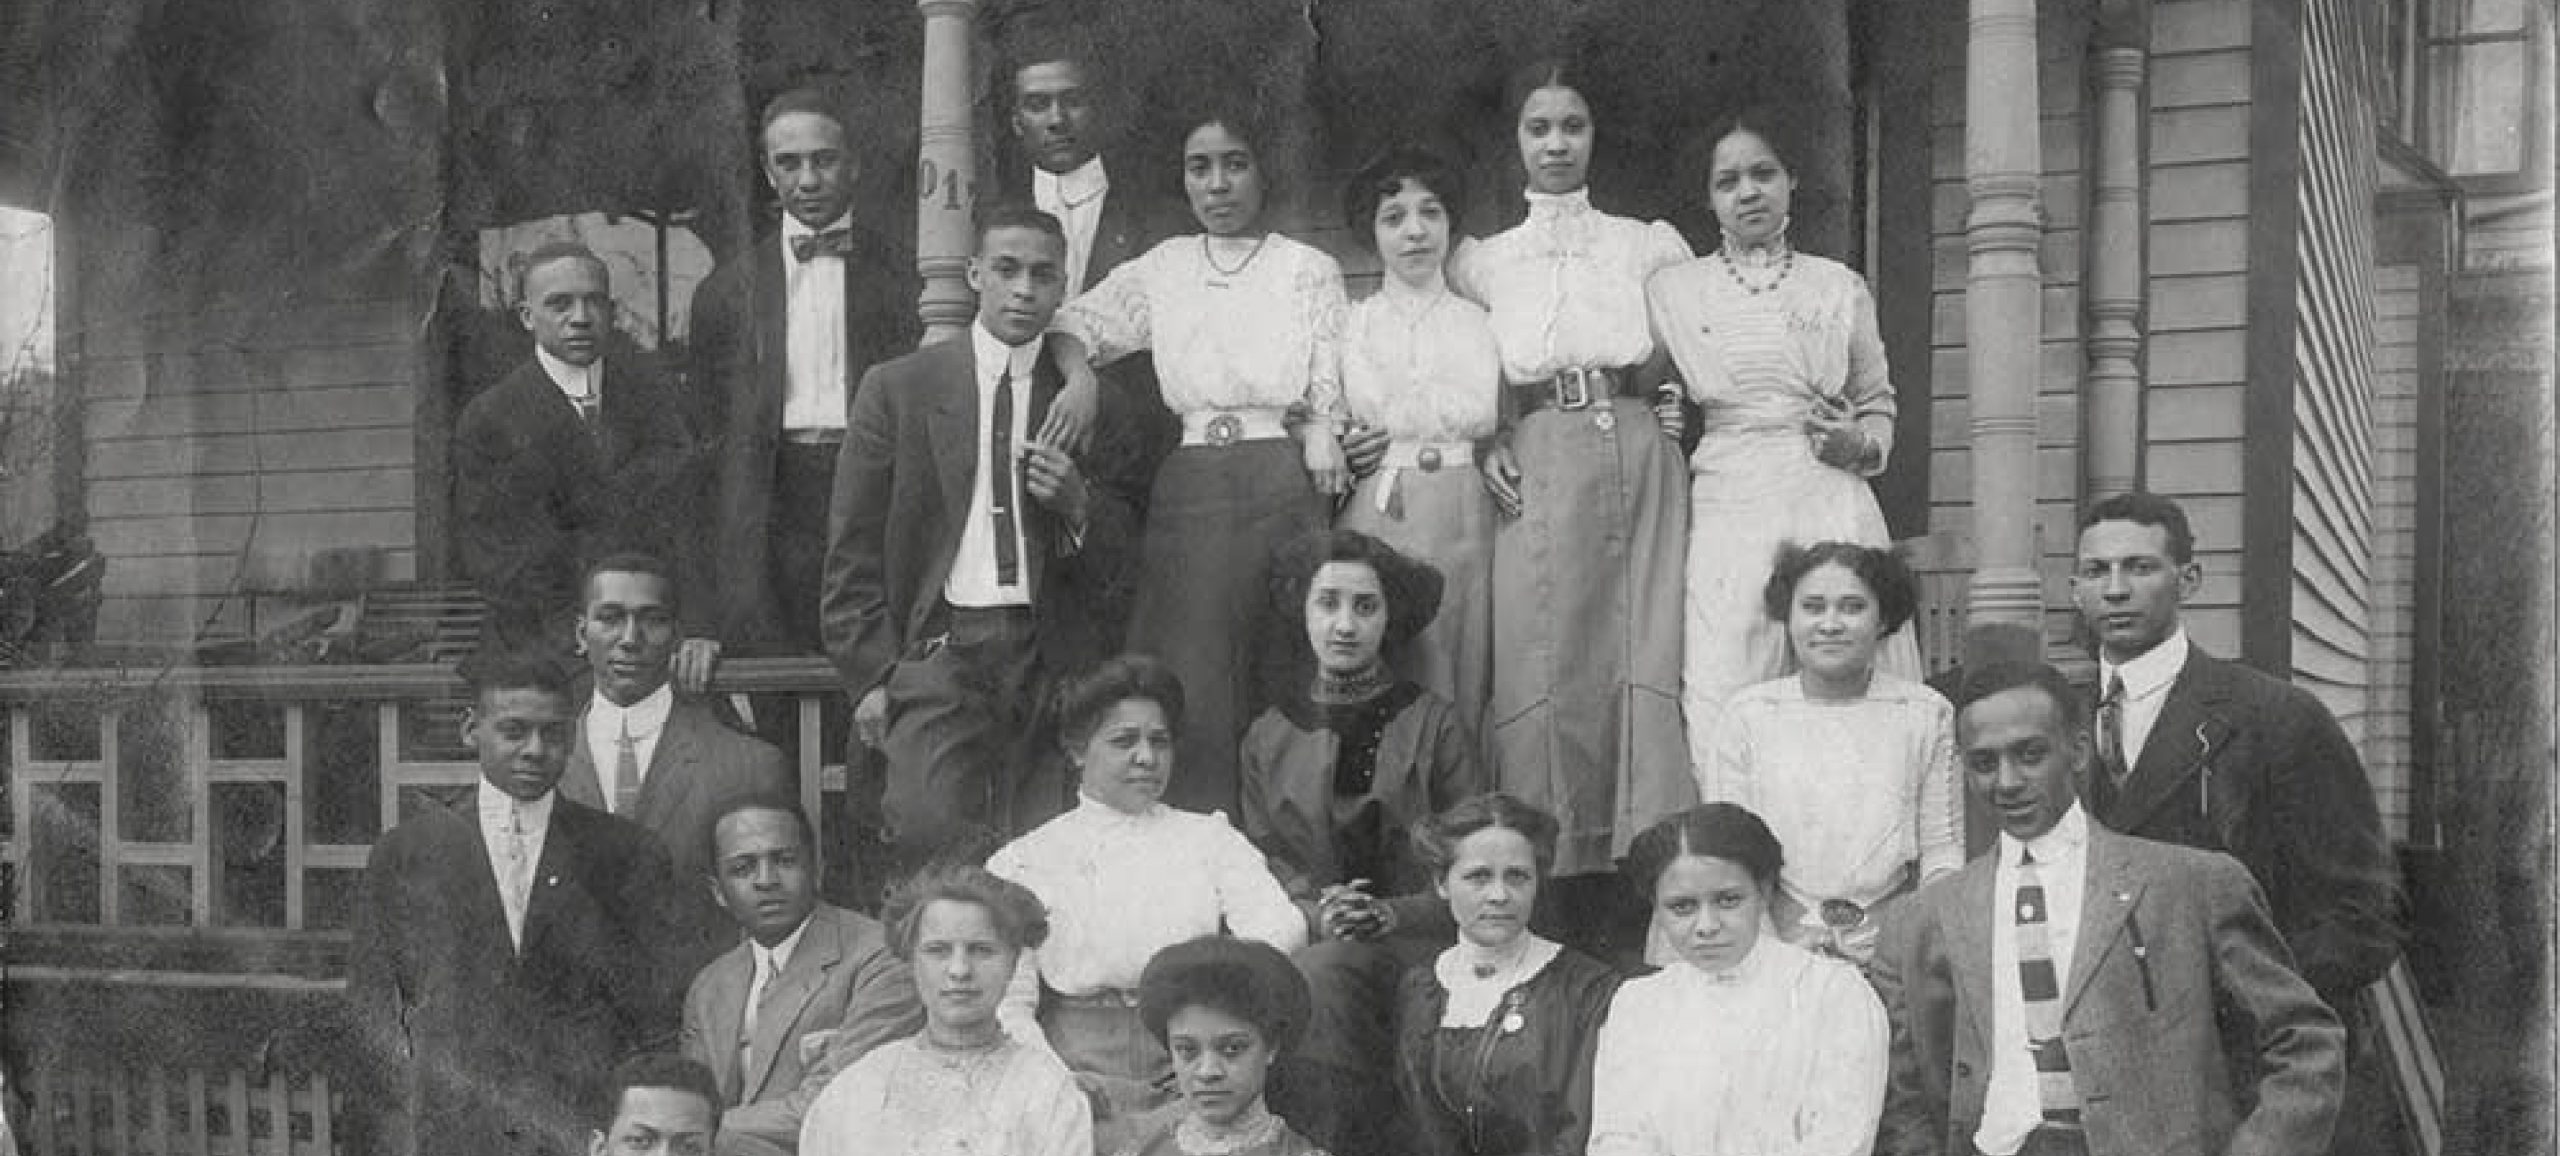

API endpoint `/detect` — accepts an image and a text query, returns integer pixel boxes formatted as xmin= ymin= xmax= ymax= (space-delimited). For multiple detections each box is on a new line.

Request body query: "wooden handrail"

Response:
xmin=0 ymin=655 xmax=844 ymax=700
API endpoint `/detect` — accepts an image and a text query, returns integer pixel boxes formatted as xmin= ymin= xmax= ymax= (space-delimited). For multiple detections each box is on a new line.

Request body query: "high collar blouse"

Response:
xmin=1339 ymin=277 xmax=1503 ymax=443
xmin=1053 ymin=232 xmax=1347 ymax=419
xmin=1449 ymin=188 xmax=1693 ymax=384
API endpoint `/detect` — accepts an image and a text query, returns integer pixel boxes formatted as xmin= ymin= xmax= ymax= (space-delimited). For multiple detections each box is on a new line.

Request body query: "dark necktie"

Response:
xmin=990 ymin=367 xmax=1021 ymax=587
xmin=791 ymin=228 xmax=855 ymax=262
xmin=2094 ymin=674 xmax=2129 ymax=806
xmin=2015 ymin=849 xmax=2081 ymax=1129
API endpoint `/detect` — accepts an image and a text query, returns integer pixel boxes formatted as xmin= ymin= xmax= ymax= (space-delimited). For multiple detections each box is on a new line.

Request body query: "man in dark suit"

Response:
xmin=2070 ymin=492 xmax=2403 ymax=1017
xmin=588 ymin=1053 xmax=722 ymax=1156
xmin=820 ymin=206 xmax=1140 ymax=863
xmin=1873 ymin=661 xmax=2344 ymax=1156
xmin=555 ymin=552 xmax=793 ymax=972
xmin=455 ymin=243 xmax=708 ymax=653
xmin=681 ymin=796 xmax=921 ymax=1156
xmin=349 ymin=649 xmax=684 ymax=1156
xmin=690 ymin=89 xmax=917 ymax=659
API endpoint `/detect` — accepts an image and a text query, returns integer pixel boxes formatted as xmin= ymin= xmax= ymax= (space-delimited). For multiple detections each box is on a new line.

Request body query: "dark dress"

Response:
xmin=1239 ymin=682 xmax=1484 ymax=1156
xmin=1395 ymin=946 xmax=1621 ymax=1156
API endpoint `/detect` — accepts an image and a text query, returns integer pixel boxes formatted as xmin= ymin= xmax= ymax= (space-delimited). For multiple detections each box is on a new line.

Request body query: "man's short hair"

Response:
xmin=759 ymin=86 xmax=850 ymax=142
xmin=580 ymin=551 xmax=682 ymax=615
xmin=514 ymin=240 xmax=607 ymax=302
xmin=592 ymin=1052 xmax=721 ymax=1131
xmin=702 ymin=792 xmax=819 ymax=877
xmin=1001 ymin=18 xmax=1100 ymax=92
xmin=2082 ymin=491 xmax=2197 ymax=564
xmin=1948 ymin=660 xmax=2090 ymax=736
xmin=457 ymin=646 xmax=576 ymax=703
xmin=977 ymin=204 xmax=1067 ymax=249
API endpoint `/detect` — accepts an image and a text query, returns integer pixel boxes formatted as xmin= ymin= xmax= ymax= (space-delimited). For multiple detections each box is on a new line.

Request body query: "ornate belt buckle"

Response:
xmin=1205 ymin=413 xmax=1242 ymax=446
xmin=1416 ymin=447 xmax=1443 ymax=472
xmin=1819 ymin=898 xmax=1867 ymax=930
xmin=1553 ymin=367 xmax=1594 ymax=411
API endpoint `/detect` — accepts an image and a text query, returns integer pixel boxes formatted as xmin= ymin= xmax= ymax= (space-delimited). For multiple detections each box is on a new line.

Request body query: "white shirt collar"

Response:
xmin=1034 ymin=155 xmax=1109 ymax=208
xmin=756 ymin=909 xmax=815 ymax=974
xmin=535 ymin=346 xmax=597 ymax=399
xmin=2101 ymin=626 xmax=2189 ymax=702
xmin=970 ymin=321 xmax=1043 ymax=384
xmin=2000 ymin=801 xmax=2091 ymax=869
xmin=590 ymin=683 xmax=674 ymax=737
xmin=475 ymin=777 xmax=555 ymax=831
xmin=1072 ymin=791 xmax=1159 ymax=826
xmin=1524 ymin=186 xmax=1593 ymax=219
xmin=782 ymin=210 xmax=854 ymax=243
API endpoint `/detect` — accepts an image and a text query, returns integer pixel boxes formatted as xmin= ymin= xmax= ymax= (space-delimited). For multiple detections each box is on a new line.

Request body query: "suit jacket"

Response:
xmin=453 ymin=352 xmax=708 ymax=645
xmin=818 ymin=335 xmax=1142 ymax=699
xmin=690 ymin=221 xmax=917 ymax=648
xmin=558 ymin=696 xmax=794 ymax=971
xmin=679 ymin=903 xmax=924 ymax=1154
xmin=348 ymin=796 xmax=684 ymax=1156
xmin=1871 ymin=823 xmax=2344 ymax=1156
xmin=2092 ymin=648 xmax=2403 ymax=1005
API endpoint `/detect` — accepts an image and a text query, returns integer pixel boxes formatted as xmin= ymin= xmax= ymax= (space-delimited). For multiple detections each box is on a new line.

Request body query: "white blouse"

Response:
xmin=987 ymin=795 xmax=1308 ymax=1048
xmin=1645 ymin=252 xmax=1896 ymax=473
xmin=1339 ymin=278 xmax=1503 ymax=443
xmin=1053 ymin=232 xmax=1347 ymax=419
xmin=1587 ymin=939 xmax=1887 ymax=1156
xmin=1449 ymin=188 xmax=1693 ymax=383
xmin=798 ymin=1036 xmax=1090 ymax=1156
xmin=1694 ymin=672 xmax=1963 ymax=945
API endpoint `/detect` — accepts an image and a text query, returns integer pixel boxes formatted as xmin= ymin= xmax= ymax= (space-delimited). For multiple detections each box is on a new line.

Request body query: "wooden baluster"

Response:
xmin=150 ymin=1066 xmax=174 ymax=1156
xmin=185 ymin=1070 xmax=210 ymax=1156
xmin=263 ymin=1069 xmax=288 ymax=1156
xmin=305 ymin=1075 xmax=332 ymax=1156
xmin=223 ymin=1071 xmax=249 ymax=1156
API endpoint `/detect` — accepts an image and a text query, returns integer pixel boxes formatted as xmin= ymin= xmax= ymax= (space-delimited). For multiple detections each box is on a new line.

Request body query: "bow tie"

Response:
xmin=792 ymin=228 xmax=855 ymax=262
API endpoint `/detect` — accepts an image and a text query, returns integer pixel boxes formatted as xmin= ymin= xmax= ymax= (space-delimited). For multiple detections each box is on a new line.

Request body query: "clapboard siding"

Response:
xmin=2285 ymin=0 xmax=2382 ymax=755
xmin=82 ymin=299 xmax=420 ymax=644
xmin=2363 ymin=262 xmax=2423 ymax=832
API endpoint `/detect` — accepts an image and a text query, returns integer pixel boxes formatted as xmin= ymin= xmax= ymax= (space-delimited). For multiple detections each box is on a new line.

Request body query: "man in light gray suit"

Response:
xmin=681 ymin=796 xmax=921 ymax=1156
xmin=557 ymin=552 xmax=793 ymax=969
xmin=1872 ymin=661 xmax=2343 ymax=1156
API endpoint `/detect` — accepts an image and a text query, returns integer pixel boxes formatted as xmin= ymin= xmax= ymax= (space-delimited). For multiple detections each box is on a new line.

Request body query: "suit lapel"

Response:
xmin=702 ymin=946 xmax=754 ymax=1105
xmin=930 ymin=341 xmax=980 ymax=538
xmin=2062 ymin=829 xmax=2142 ymax=1015
xmin=745 ymin=908 xmax=846 ymax=1098
xmin=1084 ymin=189 xmax=1143 ymax=294
xmin=1950 ymin=855 xmax=2000 ymax=1047
xmin=519 ymin=804 xmax=575 ymax=958
xmin=1022 ymin=342 xmax=1064 ymax=592
xmin=751 ymin=242 xmax=790 ymax=429
xmin=560 ymin=717 xmax=605 ymax=810
xmin=634 ymin=704 xmax=704 ymax=831
xmin=2112 ymin=652 xmax=2234 ymax=830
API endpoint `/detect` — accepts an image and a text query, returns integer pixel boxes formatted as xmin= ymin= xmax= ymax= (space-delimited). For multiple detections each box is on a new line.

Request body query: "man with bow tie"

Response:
xmin=349 ymin=648 xmax=686 ymax=1156
xmin=454 ymin=242 xmax=707 ymax=652
xmin=691 ymin=88 xmax=918 ymax=668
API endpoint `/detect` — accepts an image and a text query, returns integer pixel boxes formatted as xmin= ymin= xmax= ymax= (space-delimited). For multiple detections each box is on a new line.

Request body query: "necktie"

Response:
xmin=613 ymin=716 xmax=643 ymax=816
xmin=2015 ymin=849 xmax=2080 ymax=1128
xmin=2094 ymin=673 xmax=2129 ymax=804
xmin=740 ymin=949 xmax=775 ymax=1075
xmin=989 ymin=366 xmax=1021 ymax=587
xmin=501 ymin=807 xmax=533 ymax=950
xmin=791 ymin=228 xmax=855 ymax=262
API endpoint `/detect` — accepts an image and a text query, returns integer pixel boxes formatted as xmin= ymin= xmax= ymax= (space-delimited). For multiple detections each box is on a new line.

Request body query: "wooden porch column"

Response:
xmin=1961 ymin=0 xmax=2047 ymax=663
xmin=2085 ymin=39 xmax=2147 ymax=499
xmin=914 ymin=0 xmax=978 ymax=346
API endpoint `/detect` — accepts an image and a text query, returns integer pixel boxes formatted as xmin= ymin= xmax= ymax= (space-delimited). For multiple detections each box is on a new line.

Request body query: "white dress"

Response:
xmin=1587 ymin=938 xmax=1888 ymax=1156
xmin=798 ymin=1035 xmax=1090 ymax=1156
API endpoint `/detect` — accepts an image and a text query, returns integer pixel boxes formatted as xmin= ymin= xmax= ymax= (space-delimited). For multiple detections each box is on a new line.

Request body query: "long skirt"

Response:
xmin=1681 ymin=429 xmax=1920 ymax=779
xmin=1128 ymin=440 xmax=1325 ymax=817
xmin=1041 ymin=1000 xmax=1173 ymax=1154
xmin=1485 ymin=397 xmax=1694 ymax=877
xmin=1340 ymin=462 xmax=1496 ymax=746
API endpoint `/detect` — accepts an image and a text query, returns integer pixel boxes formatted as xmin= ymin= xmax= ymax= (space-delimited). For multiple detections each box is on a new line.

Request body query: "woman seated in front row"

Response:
xmin=988 ymin=654 xmax=1308 ymax=1152
xmin=798 ymin=865 xmax=1089 ymax=1156
xmin=1115 ymin=935 xmax=1334 ymax=1156
xmin=1588 ymin=803 xmax=1887 ymax=1156
xmin=1241 ymin=528 xmax=1485 ymax=1156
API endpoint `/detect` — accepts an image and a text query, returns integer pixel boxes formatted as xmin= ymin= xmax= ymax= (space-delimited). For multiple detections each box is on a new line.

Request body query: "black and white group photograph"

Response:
xmin=0 ymin=0 xmax=2550 ymax=1153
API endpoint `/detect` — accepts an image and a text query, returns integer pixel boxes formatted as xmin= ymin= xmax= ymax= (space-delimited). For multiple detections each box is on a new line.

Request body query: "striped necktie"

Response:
xmin=612 ymin=716 xmax=643 ymax=816
xmin=989 ymin=366 xmax=1021 ymax=587
xmin=2015 ymin=849 xmax=2080 ymax=1129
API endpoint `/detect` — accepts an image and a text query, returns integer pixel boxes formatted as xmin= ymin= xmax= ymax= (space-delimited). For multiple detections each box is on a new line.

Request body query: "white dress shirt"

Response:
xmin=780 ymin=213 xmax=852 ymax=432
xmin=536 ymin=346 xmax=599 ymax=410
xmin=1978 ymin=803 xmax=2092 ymax=1156
xmin=986 ymin=794 xmax=1307 ymax=1052
xmin=1587 ymin=938 xmax=1888 ymax=1156
xmin=2098 ymin=626 xmax=2188 ymax=771
xmin=1033 ymin=156 xmax=1109 ymax=295
xmin=586 ymin=684 xmax=674 ymax=812
xmin=475 ymin=779 xmax=555 ymax=951
xmin=944 ymin=323 xmax=1041 ymax=608
xmin=743 ymin=913 xmax=813 ymax=1046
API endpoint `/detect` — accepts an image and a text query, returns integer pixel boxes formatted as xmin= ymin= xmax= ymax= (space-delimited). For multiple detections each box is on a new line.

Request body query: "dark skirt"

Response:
xmin=1128 ymin=439 xmax=1325 ymax=816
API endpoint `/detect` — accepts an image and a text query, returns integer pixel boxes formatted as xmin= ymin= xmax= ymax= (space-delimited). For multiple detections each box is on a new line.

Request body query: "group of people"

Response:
xmin=380 ymin=25 xmax=2407 ymax=1156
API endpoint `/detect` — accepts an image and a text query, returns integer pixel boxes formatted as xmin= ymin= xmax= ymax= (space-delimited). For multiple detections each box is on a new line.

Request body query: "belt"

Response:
xmin=1179 ymin=407 xmax=1291 ymax=447
xmin=782 ymin=428 xmax=847 ymax=446
xmin=1509 ymin=366 xmax=1630 ymax=415
xmin=1379 ymin=438 xmax=1475 ymax=473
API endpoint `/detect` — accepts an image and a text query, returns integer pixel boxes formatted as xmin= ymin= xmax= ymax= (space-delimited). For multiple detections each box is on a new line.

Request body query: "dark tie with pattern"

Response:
xmin=2016 ymin=849 xmax=2081 ymax=1131
xmin=2093 ymin=673 xmax=2128 ymax=811
xmin=791 ymin=228 xmax=855 ymax=262
xmin=990 ymin=366 xmax=1021 ymax=587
